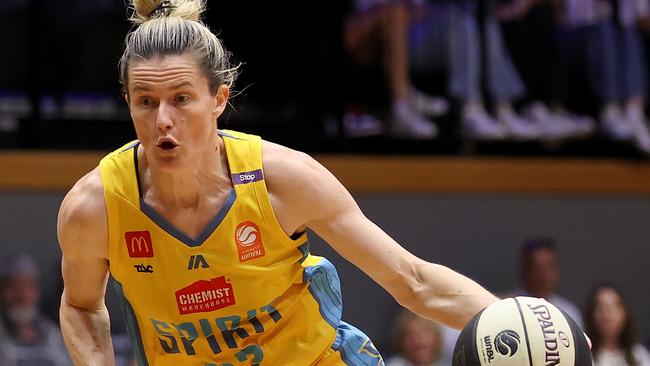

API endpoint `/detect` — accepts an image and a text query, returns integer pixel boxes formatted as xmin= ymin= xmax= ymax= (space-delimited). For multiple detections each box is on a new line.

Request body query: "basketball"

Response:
xmin=452 ymin=297 xmax=592 ymax=366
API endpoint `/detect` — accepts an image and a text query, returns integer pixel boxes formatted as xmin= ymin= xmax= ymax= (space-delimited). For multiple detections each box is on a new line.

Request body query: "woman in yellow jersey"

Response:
xmin=56 ymin=1 xmax=498 ymax=365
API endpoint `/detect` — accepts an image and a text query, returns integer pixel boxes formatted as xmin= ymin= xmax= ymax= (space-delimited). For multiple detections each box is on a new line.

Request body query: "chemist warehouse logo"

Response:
xmin=175 ymin=276 xmax=236 ymax=315
xmin=235 ymin=221 xmax=265 ymax=262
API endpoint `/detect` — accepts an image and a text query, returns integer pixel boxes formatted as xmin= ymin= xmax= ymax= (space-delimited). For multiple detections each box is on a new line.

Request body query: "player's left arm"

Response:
xmin=264 ymin=143 xmax=498 ymax=329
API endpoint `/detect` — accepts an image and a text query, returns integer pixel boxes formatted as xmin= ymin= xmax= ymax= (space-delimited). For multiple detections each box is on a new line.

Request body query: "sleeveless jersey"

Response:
xmin=99 ymin=130 xmax=383 ymax=366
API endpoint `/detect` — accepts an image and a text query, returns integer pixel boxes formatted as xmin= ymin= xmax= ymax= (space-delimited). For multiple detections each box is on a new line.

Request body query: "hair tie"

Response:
xmin=150 ymin=1 xmax=176 ymax=17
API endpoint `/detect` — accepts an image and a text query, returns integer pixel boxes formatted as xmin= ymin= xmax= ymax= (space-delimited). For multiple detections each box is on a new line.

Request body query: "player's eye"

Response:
xmin=175 ymin=95 xmax=190 ymax=103
xmin=140 ymin=97 xmax=154 ymax=107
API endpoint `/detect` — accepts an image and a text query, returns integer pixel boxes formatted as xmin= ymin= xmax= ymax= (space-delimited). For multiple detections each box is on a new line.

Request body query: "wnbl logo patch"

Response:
xmin=235 ymin=221 xmax=265 ymax=262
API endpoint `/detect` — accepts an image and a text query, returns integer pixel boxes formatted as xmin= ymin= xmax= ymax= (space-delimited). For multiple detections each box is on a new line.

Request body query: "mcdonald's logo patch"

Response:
xmin=125 ymin=231 xmax=154 ymax=258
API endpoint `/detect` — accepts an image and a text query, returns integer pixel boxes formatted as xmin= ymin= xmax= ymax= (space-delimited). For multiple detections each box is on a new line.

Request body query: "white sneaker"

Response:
xmin=391 ymin=103 xmax=438 ymax=139
xmin=627 ymin=110 xmax=650 ymax=154
xmin=498 ymin=109 xmax=542 ymax=141
xmin=524 ymin=102 xmax=575 ymax=142
xmin=409 ymin=88 xmax=450 ymax=118
xmin=461 ymin=106 xmax=507 ymax=141
xmin=555 ymin=111 xmax=596 ymax=138
xmin=601 ymin=106 xmax=633 ymax=141
xmin=342 ymin=111 xmax=384 ymax=138
xmin=0 ymin=116 xmax=19 ymax=132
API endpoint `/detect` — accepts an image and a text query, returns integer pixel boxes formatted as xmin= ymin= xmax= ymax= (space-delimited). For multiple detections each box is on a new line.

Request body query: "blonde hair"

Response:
xmin=119 ymin=0 xmax=239 ymax=95
xmin=390 ymin=309 xmax=442 ymax=355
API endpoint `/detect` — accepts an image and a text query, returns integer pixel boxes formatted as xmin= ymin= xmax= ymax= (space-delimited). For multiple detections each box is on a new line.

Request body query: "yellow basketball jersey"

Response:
xmin=99 ymin=130 xmax=383 ymax=366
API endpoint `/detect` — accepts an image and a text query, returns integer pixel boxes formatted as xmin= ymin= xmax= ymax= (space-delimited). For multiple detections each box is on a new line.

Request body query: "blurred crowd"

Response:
xmin=383 ymin=238 xmax=650 ymax=366
xmin=343 ymin=0 xmax=650 ymax=154
xmin=2 ymin=237 xmax=648 ymax=365
xmin=0 ymin=254 xmax=134 ymax=366
xmin=2 ymin=1 xmax=650 ymax=154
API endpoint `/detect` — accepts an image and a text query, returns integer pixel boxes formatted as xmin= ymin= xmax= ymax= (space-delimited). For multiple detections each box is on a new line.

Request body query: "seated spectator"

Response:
xmin=495 ymin=0 xmax=597 ymax=141
xmin=510 ymin=238 xmax=583 ymax=324
xmin=344 ymin=0 xmax=448 ymax=139
xmin=409 ymin=0 xmax=541 ymax=141
xmin=585 ymin=284 xmax=650 ymax=366
xmin=438 ymin=237 xmax=583 ymax=365
xmin=385 ymin=308 xmax=448 ymax=366
xmin=553 ymin=0 xmax=650 ymax=153
xmin=0 ymin=254 xmax=70 ymax=366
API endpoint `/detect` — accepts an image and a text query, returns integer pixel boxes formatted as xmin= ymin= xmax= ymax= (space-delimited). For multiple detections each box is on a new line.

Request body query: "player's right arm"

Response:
xmin=57 ymin=168 xmax=115 ymax=366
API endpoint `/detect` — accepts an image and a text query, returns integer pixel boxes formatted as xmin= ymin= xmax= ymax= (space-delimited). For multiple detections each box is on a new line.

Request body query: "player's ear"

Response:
xmin=213 ymin=84 xmax=229 ymax=116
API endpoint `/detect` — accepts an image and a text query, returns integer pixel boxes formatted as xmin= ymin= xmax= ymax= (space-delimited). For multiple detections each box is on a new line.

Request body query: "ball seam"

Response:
xmin=514 ymin=297 xmax=534 ymax=366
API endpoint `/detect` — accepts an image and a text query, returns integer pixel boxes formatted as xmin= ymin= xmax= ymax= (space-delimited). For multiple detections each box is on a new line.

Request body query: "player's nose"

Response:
xmin=155 ymin=102 xmax=175 ymax=131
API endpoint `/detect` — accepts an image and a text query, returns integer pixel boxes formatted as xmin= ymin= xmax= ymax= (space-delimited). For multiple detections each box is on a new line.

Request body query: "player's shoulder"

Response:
xmin=260 ymin=140 xmax=350 ymax=230
xmin=261 ymin=140 xmax=325 ymax=186
xmin=58 ymin=167 xmax=107 ymax=232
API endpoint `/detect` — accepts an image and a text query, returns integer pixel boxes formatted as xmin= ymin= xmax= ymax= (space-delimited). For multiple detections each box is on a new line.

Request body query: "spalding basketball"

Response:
xmin=452 ymin=297 xmax=592 ymax=366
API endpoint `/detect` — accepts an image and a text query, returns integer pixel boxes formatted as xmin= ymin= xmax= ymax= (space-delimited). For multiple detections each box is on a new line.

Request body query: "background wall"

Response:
xmin=1 ymin=191 xmax=648 ymax=353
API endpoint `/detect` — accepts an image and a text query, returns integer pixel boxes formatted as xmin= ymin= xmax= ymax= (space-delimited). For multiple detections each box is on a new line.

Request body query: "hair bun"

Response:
xmin=130 ymin=0 xmax=205 ymax=24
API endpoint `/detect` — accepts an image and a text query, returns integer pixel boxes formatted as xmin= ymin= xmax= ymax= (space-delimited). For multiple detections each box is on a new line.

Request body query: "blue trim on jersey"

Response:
xmin=139 ymin=189 xmax=237 ymax=247
xmin=303 ymin=258 xmax=343 ymax=329
xmin=133 ymin=144 xmax=143 ymax=200
xmin=112 ymin=278 xmax=149 ymax=366
xmin=217 ymin=130 xmax=242 ymax=140
xmin=332 ymin=322 xmax=384 ymax=366
xmin=297 ymin=242 xmax=309 ymax=263
xmin=120 ymin=141 xmax=140 ymax=153
xmin=332 ymin=327 xmax=343 ymax=350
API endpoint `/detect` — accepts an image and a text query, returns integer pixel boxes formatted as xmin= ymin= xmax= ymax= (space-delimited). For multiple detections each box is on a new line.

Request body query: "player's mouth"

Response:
xmin=156 ymin=137 xmax=179 ymax=151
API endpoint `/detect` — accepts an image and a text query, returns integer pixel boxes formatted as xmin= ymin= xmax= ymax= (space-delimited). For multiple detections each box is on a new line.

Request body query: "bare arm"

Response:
xmin=58 ymin=168 xmax=115 ymax=365
xmin=264 ymin=144 xmax=498 ymax=329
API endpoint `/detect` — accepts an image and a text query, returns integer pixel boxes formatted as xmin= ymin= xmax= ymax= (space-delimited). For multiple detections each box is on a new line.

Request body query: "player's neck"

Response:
xmin=600 ymin=337 xmax=621 ymax=351
xmin=524 ymin=286 xmax=553 ymax=299
xmin=140 ymin=140 xmax=231 ymax=208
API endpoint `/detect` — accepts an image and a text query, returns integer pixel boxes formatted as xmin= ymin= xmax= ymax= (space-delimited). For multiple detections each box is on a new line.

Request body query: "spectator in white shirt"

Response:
xmin=511 ymin=238 xmax=583 ymax=325
xmin=585 ymin=284 xmax=650 ymax=366
xmin=0 ymin=254 xmax=70 ymax=366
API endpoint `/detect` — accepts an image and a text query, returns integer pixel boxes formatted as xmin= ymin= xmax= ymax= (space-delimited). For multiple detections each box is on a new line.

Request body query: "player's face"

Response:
xmin=127 ymin=55 xmax=229 ymax=169
xmin=593 ymin=288 xmax=627 ymax=340
xmin=401 ymin=318 xmax=440 ymax=364
xmin=0 ymin=275 xmax=40 ymax=324
xmin=0 ymin=275 xmax=39 ymax=311
xmin=522 ymin=249 xmax=559 ymax=297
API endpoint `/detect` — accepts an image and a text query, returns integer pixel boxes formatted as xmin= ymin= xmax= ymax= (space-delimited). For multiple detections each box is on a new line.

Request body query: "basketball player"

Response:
xmin=57 ymin=1 xmax=498 ymax=365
